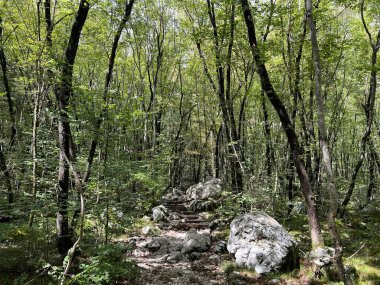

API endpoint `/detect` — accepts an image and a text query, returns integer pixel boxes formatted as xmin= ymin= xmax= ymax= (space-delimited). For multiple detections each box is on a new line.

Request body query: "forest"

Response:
xmin=0 ymin=0 xmax=379 ymax=284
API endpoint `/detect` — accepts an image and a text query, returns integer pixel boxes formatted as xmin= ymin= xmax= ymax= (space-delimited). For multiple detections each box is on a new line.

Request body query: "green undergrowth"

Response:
xmin=0 ymin=221 xmax=58 ymax=284
xmin=64 ymin=244 xmax=140 ymax=285
xmin=283 ymin=203 xmax=380 ymax=284
xmin=0 ymin=220 xmax=140 ymax=285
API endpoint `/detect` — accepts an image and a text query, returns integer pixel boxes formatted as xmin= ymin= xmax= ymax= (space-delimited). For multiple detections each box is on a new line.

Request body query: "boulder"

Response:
xmin=227 ymin=212 xmax=299 ymax=274
xmin=163 ymin=188 xmax=186 ymax=201
xmin=152 ymin=205 xmax=168 ymax=222
xmin=186 ymin=178 xmax=222 ymax=201
xmin=172 ymin=188 xmax=185 ymax=200
xmin=309 ymin=247 xmax=334 ymax=267
xmin=188 ymin=198 xmax=218 ymax=212
xmin=142 ymin=236 xmax=183 ymax=256
xmin=181 ymin=228 xmax=211 ymax=254
xmin=213 ymin=240 xmax=227 ymax=254
xmin=166 ymin=251 xmax=183 ymax=262
xmin=209 ymin=218 xmax=230 ymax=231
xmin=141 ymin=226 xmax=161 ymax=236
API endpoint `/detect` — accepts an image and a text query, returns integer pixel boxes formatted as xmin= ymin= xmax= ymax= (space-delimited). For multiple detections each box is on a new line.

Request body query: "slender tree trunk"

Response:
xmin=366 ymin=151 xmax=375 ymax=203
xmin=29 ymin=1 xmax=45 ymax=227
xmin=83 ymin=0 xmax=135 ymax=184
xmin=44 ymin=0 xmax=53 ymax=47
xmin=305 ymin=1 xmax=352 ymax=283
xmin=55 ymin=0 xmax=89 ymax=256
xmin=0 ymin=17 xmax=15 ymax=204
xmin=0 ymin=17 xmax=17 ymax=147
xmin=262 ymin=91 xmax=273 ymax=177
xmin=240 ymin=0 xmax=324 ymax=248
xmin=0 ymin=143 xmax=13 ymax=204
xmin=204 ymin=0 xmax=243 ymax=191
xmin=340 ymin=1 xmax=379 ymax=215
xmin=29 ymin=81 xmax=42 ymax=227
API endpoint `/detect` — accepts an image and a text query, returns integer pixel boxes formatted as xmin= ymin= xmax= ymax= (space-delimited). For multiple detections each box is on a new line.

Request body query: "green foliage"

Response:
xmin=216 ymin=191 xmax=257 ymax=218
xmin=66 ymin=244 xmax=140 ymax=285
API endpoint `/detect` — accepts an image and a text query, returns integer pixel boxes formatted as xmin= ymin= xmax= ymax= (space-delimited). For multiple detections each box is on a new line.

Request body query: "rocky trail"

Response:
xmin=123 ymin=179 xmax=303 ymax=285
xmin=125 ymin=195 xmax=232 ymax=285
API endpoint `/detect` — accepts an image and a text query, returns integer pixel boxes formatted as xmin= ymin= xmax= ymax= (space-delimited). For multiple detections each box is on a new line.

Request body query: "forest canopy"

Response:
xmin=0 ymin=0 xmax=379 ymax=284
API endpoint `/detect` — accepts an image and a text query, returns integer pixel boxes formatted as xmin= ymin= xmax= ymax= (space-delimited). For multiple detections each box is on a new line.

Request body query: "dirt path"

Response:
xmin=126 ymin=199 xmax=231 ymax=285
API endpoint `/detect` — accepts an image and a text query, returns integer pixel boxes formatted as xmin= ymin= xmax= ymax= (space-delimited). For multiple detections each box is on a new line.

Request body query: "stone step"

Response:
xmin=170 ymin=222 xmax=210 ymax=230
xmin=178 ymin=214 xmax=199 ymax=219
xmin=163 ymin=200 xmax=187 ymax=205
xmin=167 ymin=207 xmax=188 ymax=213
xmin=182 ymin=219 xmax=205 ymax=223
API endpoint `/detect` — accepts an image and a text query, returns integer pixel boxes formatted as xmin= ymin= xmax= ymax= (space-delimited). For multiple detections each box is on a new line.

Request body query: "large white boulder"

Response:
xmin=186 ymin=178 xmax=222 ymax=201
xmin=227 ymin=212 xmax=299 ymax=274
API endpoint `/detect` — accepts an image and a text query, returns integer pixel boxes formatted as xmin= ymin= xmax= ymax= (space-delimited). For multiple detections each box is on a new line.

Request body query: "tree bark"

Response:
xmin=340 ymin=0 xmax=379 ymax=216
xmin=240 ymin=0 xmax=324 ymax=248
xmin=0 ymin=17 xmax=15 ymax=204
xmin=305 ymin=0 xmax=352 ymax=283
xmin=0 ymin=143 xmax=13 ymax=204
xmin=0 ymin=17 xmax=17 ymax=147
xmin=202 ymin=0 xmax=243 ymax=191
xmin=55 ymin=0 xmax=90 ymax=256
xmin=83 ymin=0 xmax=135 ymax=184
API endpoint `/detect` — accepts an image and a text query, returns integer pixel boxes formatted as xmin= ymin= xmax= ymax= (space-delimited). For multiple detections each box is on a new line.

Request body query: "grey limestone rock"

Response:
xmin=213 ymin=240 xmax=227 ymax=254
xmin=227 ymin=212 xmax=299 ymax=274
xmin=188 ymin=198 xmax=218 ymax=212
xmin=181 ymin=228 xmax=211 ymax=254
xmin=186 ymin=178 xmax=222 ymax=201
xmin=141 ymin=226 xmax=161 ymax=236
xmin=152 ymin=205 xmax=168 ymax=222
xmin=166 ymin=251 xmax=183 ymax=262
xmin=309 ymin=247 xmax=334 ymax=267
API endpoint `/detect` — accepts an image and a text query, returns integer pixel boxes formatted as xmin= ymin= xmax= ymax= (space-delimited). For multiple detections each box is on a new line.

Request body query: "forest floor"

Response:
xmin=123 ymin=199 xmax=304 ymax=285
xmin=123 ymin=198 xmax=229 ymax=285
xmin=129 ymin=230 xmax=226 ymax=285
xmin=120 ymin=197 xmax=380 ymax=285
xmin=0 ymin=199 xmax=379 ymax=284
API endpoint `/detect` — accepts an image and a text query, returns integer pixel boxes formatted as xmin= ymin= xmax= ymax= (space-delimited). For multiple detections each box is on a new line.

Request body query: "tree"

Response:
xmin=340 ymin=0 xmax=380 ymax=215
xmin=239 ymin=0 xmax=324 ymax=248
xmin=55 ymin=0 xmax=90 ymax=256
xmin=305 ymin=0 xmax=352 ymax=283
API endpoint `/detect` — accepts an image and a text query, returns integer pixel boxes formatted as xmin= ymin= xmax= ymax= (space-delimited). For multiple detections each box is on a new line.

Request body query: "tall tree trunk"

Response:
xmin=0 ymin=143 xmax=13 ymax=204
xmin=0 ymin=17 xmax=17 ymax=147
xmin=29 ymin=1 xmax=45 ymax=227
xmin=240 ymin=0 xmax=324 ymax=248
xmin=262 ymin=94 xmax=273 ymax=177
xmin=203 ymin=0 xmax=243 ymax=191
xmin=340 ymin=0 xmax=379 ymax=215
xmin=55 ymin=0 xmax=89 ymax=256
xmin=305 ymin=0 xmax=352 ymax=283
xmin=83 ymin=0 xmax=135 ymax=184
xmin=44 ymin=0 xmax=53 ymax=47
xmin=0 ymin=17 xmax=15 ymax=204
xmin=366 ymin=151 xmax=375 ymax=203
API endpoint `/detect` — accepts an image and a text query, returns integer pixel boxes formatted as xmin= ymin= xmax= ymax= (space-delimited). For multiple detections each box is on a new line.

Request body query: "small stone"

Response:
xmin=152 ymin=205 xmax=169 ymax=222
xmin=181 ymin=228 xmax=210 ymax=254
xmin=213 ymin=240 xmax=227 ymax=254
xmin=141 ymin=226 xmax=160 ymax=236
xmin=166 ymin=251 xmax=182 ymax=262
xmin=209 ymin=254 xmax=220 ymax=260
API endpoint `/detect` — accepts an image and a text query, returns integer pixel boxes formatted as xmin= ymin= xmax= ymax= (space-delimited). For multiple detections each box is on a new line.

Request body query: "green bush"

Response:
xmin=66 ymin=244 xmax=139 ymax=285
